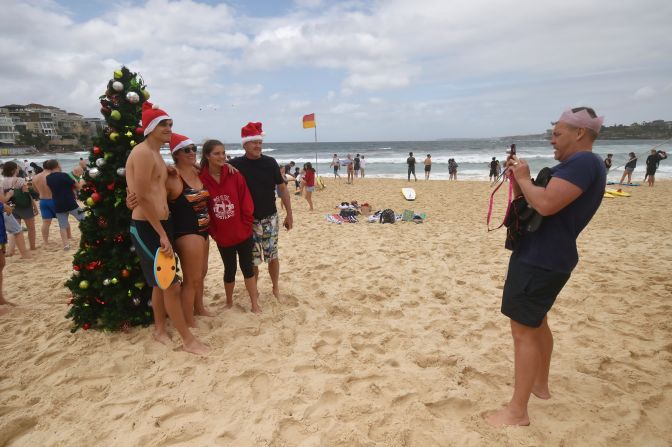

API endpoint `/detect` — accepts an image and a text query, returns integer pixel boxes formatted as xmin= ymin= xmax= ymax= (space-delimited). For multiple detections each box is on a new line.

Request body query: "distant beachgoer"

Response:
xmin=32 ymin=159 xmax=60 ymax=246
xmin=407 ymin=152 xmax=417 ymax=182
xmin=0 ymin=199 xmax=14 ymax=310
xmin=284 ymin=161 xmax=295 ymax=178
xmin=354 ymin=154 xmax=361 ymax=178
xmin=360 ymin=155 xmax=366 ymax=178
xmin=46 ymin=161 xmax=84 ymax=251
xmin=29 ymin=162 xmax=43 ymax=175
xmin=424 ymin=154 xmax=432 ymax=180
xmin=229 ymin=122 xmax=293 ymax=302
xmin=293 ymin=167 xmax=301 ymax=192
xmin=448 ymin=158 xmax=458 ymax=180
xmin=330 ymin=154 xmax=341 ymax=179
xmin=2 ymin=161 xmax=37 ymax=251
xmin=200 ymin=139 xmax=260 ymax=313
xmin=489 ymin=157 xmax=499 ymax=182
xmin=619 ymin=152 xmax=637 ymax=184
xmin=346 ymin=154 xmax=355 ymax=184
xmin=604 ymin=153 xmax=613 ymax=172
xmin=645 ymin=149 xmax=667 ymax=187
xmin=486 ymin=107 xmax=605 ymax=427
xmin=302 ymin=162 xmax=316 ymax=211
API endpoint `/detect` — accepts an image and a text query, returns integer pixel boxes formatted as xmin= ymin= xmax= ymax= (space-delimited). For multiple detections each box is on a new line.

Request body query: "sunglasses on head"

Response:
xmin=179 ymin=146 xmax=197 ymax=154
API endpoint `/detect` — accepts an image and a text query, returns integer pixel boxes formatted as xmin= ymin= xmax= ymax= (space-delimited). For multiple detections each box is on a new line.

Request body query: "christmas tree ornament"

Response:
xmin=91 ymin=192 xmax=102 ymax=202
xmin=93 ymin=146 xmax=102 ymax=155
xmin=73 ymin=270 xmax=79 ymax=276
xmin=120 ymin=321 xmax=130 ymax=332
xmin=126 ymin=91 xmax=140 ymax=103
xmin=104 ymin=152 xmax=114 ymax=160
xmin=129 ymin=245 xmax=135 ymax=252
xmin=125 ymin=131 xmax=133 ymax=138
xmin=98 ymin=217 xmax=107 ymax=228
xmin=130 ymin=140 xmax=137 ymax=147
xmin=86 ymin=197 xmax=95 ymax=207
xmin=112 ymin=81 xmax=124 ymax=92
xmin=114 ymin=70 xmax=123 ymax=79
xmin=142 ymin=89 xmax=150 ymax=100
xmin=111 ymin=277 xmax=119 ymax=285
xmin=85 ymin=210 xmax=92 ymax=217
xmin=109 ymin=132 xmax=119 ymax=141
xmin=134 ymin=281 xmax=145 ymax=289
xmin=103 ymin=278 xmax=111 ymax=286
xmin=83 ymin=323 xmax=91 ymax=330
xmin=121 ymin=269 xmax=130 ymax=278
xmin=110 ymin=110 xmax=121 ymax=120
xmin=135 ymin=127 xmax=144 ymax=135
xmin=116 ymin=167 xmax=126 ymax=176
xmin=89 ymin=167 xmax=101 ymax=178
xmin=106 ymin=182 xmax=115 ymax=191
xmin=95 ymin=158 xmax=106 ymax=167
xmin=79 ymin=280 xmax=90 ymax=289
xmin=132 ymin=297 xmax=141 ymax=306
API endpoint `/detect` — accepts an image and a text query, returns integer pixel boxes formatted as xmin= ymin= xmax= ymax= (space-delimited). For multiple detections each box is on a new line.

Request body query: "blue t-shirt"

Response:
xmin=46 ymin=172 xmax=78 ymax=213
xmin=0 ymin=203 xmax=7 ymax=244
xmin=514 ymin=151 xmax=606 ymax=274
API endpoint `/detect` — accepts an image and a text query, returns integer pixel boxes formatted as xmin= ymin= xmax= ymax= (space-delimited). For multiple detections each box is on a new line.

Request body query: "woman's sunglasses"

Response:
xmin=179 ymin=146 xmax=197 ymax=154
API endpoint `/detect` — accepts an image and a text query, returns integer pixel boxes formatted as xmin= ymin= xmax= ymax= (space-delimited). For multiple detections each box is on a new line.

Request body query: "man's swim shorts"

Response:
xmin=130 ymin=219 xmax=179 ymax=289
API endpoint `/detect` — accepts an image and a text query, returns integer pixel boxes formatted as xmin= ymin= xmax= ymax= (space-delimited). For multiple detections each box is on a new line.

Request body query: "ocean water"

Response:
xmin=10 ymin=138 xmax=672 ymax=181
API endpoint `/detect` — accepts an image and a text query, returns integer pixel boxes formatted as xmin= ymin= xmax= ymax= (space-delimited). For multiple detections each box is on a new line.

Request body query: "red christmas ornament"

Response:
xmin=120 ymin=321 xmax=130 ymax=333
xmin=83 ymin=323 xmax=91 ymax=330
xmin=106 ymin=182 xmax=115 ymax=191
xmin=91 ymin=192 xmax=102 ymax=203
xmin=93 ymin=146 xmax=102 ymax=155
xmin=113 ymin=234 xmax=124 ymax=243
xmin=121 ymin=269 xmax=130 ymax=278
xmin=86 ymin=260 xmax=102 ymax=270
xmin=135 ymin=127 xmax=144 ymax=135
xmin=98 ymin=217 xmax=108 ymax=228
xmin=73 ymin=265 xmax=81 ymax=271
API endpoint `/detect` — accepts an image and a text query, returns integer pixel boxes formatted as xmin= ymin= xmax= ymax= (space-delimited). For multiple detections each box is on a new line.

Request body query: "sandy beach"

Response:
xmin=1 ymin=178 xmax=670 ymax=446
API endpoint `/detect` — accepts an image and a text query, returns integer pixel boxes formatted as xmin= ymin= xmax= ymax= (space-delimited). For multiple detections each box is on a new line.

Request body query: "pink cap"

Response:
xmin=556 ymin=109 xmax=604 ymax=134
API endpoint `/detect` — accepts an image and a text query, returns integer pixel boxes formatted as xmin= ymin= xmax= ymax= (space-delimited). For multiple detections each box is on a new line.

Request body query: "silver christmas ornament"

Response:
xmin=95 ymin=158 xmax=106 ymax=167
xmin=103 ymin=278 xmax=111 ymax=286
xmin=88 ymin=167 xmax=101 ymax=178
xmin=112 ymin=81 xmax=124 ymax=92
xmin=126 ymin=91 xmax=140 ymax=104
xmin=132 ymin=297 xmax=141 ymax=306
xmin=116 ymin=167 xmax=126 ymax=176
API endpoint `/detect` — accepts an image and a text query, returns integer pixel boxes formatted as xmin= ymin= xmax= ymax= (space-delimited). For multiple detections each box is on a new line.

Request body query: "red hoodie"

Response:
xmin=200 ymin=166 xmax=254 ymax=247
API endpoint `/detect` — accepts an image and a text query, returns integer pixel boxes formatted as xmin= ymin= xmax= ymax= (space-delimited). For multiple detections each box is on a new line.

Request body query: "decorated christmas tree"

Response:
xmin=65 ymin=66 xmax=154 ymax=332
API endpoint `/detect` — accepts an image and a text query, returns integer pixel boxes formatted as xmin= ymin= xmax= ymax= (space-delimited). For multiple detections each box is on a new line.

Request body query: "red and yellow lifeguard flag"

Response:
xmin=303 ymin=113 xmax=316 ymax=129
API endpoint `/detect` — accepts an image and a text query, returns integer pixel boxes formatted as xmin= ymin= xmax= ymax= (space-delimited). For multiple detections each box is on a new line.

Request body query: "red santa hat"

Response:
xmin=169 ymin=133 xmax=195 ymax=154
xmin=241 ymin=122 xmax=265 ymax=145
xmin=141 ymin=101 xmax=172 ymax=136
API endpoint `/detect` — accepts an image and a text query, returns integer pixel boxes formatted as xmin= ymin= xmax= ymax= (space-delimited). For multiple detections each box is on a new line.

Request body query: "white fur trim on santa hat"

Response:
xmin=241 ymin=132 xmax=265 ymax=145
xmin=143 ymin=115 xmax=173 ymax=136
xmin=171 ymin=138 xmax=195 ymax=154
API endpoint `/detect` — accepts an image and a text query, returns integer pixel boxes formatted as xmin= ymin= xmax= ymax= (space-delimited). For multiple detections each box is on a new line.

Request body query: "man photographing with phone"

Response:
xmin=486 ymin=107 xmax=606 ymax=426
xmin=229 ymin=122 xmax=293 ymax=303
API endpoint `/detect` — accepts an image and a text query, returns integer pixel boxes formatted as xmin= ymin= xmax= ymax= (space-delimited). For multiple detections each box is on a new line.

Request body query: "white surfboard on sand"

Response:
xmin=401 ymin=187 xmax=416 ymax=201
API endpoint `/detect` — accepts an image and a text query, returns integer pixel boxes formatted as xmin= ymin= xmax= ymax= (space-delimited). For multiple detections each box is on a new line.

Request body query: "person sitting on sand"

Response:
xmin=486 ymin=107 xmax=605 ymax=427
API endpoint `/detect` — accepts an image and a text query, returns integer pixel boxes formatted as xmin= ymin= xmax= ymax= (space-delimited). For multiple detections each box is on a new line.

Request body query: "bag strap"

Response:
xmin=487 ymin=175 xmax=513 ymax=232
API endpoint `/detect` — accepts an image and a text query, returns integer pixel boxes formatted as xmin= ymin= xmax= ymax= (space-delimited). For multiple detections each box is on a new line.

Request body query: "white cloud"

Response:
xmin=326 ymin=90 xmax=336 ymax=100
xmin=224 ymin=83 xmax=264 ymax=98
xmin=633 ymin=86 xmax=656 ymax=100
xmin=330 ymin=103 xmax=360 ymax=114
xmin=286 ymin=100 xmax=311 ymax=110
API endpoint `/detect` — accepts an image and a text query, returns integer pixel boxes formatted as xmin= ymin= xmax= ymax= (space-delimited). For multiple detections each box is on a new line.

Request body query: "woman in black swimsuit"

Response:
xmin=167 ymin=134 xmax=212 ymax=326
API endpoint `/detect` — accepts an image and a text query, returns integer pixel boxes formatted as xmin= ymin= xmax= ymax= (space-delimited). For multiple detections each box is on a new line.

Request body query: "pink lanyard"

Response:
xmin=486 ymin=174 xmax=514 ymax=232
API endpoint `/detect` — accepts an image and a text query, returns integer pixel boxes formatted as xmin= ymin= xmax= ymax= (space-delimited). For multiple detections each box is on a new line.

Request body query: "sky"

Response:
xmin=1 ymin=0 xmax=671 ymax=143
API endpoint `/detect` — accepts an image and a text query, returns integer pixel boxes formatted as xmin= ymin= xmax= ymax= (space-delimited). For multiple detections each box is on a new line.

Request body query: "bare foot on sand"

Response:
xmin=0 ymin=299 xmax=16 ymax=307
xmin=153 ymin=331 xmax=172 ymax=345
xmin=532 ymin=384 xmax=551 ymax=400
xmin=183 ymin=339 xmax=210 ymax=355
xmin=195 ymin=308 xmax=214 ymax=317
xmin=485 ymin=406 xmax=530 ymax=427
xmin=272 ymin=287 xmax=284 ymax=302
xmin=251 ymin=303 xmax=262 ymax=314
xmin=225 ymin=300 xmax=233 ymax=309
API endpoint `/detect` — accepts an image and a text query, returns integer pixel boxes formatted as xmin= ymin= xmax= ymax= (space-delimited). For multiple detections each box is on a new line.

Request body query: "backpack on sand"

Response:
xmin=379 ymin=209 xmax=395 ymax=224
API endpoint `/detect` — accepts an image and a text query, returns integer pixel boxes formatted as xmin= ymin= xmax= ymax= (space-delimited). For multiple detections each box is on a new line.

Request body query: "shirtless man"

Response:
xmin=125 ymin=102 xmax=208 ymax=355
xmin=32 ymin=160 xmax=61 ymax=245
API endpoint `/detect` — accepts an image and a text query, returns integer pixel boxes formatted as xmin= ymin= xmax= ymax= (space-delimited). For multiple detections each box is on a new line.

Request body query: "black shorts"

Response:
xmin=425 ymin=165 xmax=431 ymax=172
xmin=130 ymin=219 xmax=179 ymax=289
xmin=501 ymin=256 xmax=570 ymax=327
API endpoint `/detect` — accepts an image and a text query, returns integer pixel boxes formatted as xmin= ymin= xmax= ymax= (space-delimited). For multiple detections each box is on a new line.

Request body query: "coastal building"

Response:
xmin=0 ymin=112 xmax=18 ymax=145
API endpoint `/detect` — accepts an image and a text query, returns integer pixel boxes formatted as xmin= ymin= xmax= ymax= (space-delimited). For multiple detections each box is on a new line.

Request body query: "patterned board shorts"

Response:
xmin=252 ymin=213 xmax=279 ymax=265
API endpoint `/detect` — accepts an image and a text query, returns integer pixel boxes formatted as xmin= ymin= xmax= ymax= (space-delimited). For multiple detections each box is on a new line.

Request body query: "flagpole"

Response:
xmin=314 ymin=123 xmax=318 ymax=174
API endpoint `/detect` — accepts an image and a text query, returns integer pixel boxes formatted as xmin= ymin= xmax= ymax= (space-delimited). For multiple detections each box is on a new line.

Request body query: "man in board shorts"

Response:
xmin=486 ymin=107 xmax=606 ymax=427
xmin=230 ymin=122 xmax=293 ymax=301
xmin=126 ymin=101 xmax=208 ymax=355
xmin=32 ymin=159 xmax=60 ymax=246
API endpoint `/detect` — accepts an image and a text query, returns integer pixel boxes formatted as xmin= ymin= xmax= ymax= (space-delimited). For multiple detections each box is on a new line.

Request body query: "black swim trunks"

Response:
xmin=501 ymin=255 xmax=570 ymax=327
xmin=130 ymin=219 xmax=179 ymax=288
